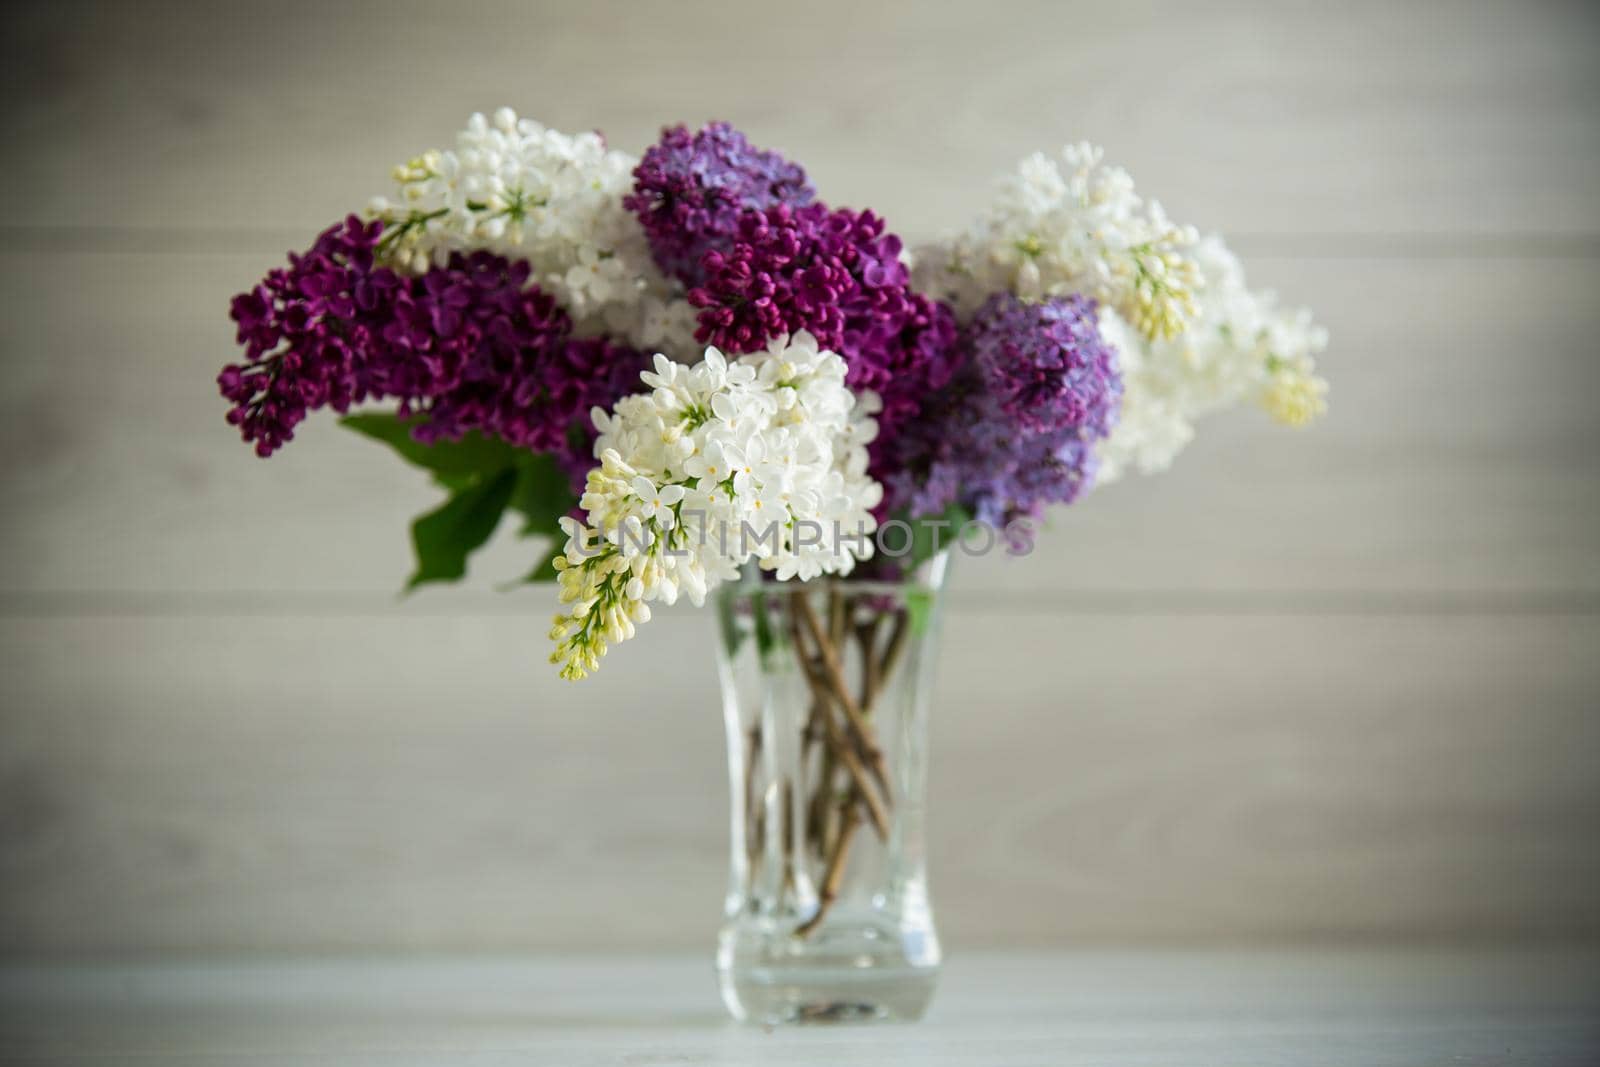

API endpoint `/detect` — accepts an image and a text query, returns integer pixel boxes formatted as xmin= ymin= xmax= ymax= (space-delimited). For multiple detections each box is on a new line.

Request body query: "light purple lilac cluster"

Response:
xmin=970 ymin=293 xmax=1119 ymax=437
xmin=887 ymin=294 xmax=1121 ymax=527
xmin=219 ymin=215 xmax=642 ymax=484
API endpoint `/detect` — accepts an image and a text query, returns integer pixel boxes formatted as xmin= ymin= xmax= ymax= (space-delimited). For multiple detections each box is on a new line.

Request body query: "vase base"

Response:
xmin=717 ymin=961 xmax=938 ymax=1025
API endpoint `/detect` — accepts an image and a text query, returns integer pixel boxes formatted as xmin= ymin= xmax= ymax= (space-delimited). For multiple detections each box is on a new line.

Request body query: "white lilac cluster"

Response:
xmin=914 ymin=143 xmax=1327 ymax=480
xmin=549 ymin=333 xmax=881 ymax=680
xmin=913 ymin=143 xmax=1202 ymax=342
xmin=1094 ymin=236 xmax=1329 ymax=481
xmin=368 ymin=108 xmax=696 ymax=354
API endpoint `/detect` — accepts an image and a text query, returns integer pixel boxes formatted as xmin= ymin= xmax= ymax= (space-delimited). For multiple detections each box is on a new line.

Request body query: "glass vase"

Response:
xmin=713 ymin=553 xmax=949 ymax=1025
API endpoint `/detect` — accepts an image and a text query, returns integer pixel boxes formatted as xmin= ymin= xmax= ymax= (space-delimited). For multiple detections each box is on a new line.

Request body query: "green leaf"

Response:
xmin=406 ymin=467 xmax=517 ymax=591
xmin=340 ymin=413 xmax=518 ymax=480
xmin=897 ymin=503 xmax=970 ymax=575
xmin=906 ymin=588 xmax=935 ymax=637
xmin=342 ymin=414 xmax=584 ymax=589
xmin=506 ymin=454 xmax=578 ymax=585
xmin=715 ymin=581 xmax=742 ymax=658
xmin=750 ymin=589 xmax=777 ymax=659
xmin=508 ymin=452 xmax=576 ymax=537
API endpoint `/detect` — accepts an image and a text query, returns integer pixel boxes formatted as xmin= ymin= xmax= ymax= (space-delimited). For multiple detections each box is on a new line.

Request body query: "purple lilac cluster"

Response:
xmin=219 ymin=215 xmax=643 ymax=484
xmin=685 ymin=202 xmax=960 ymax=469
xmin=624 ymin=121 xmax=815 ymax=283
xmin=970 ymin=292 xmax=1118 ymax=435
xmin=686 ymin=204 xmax=848 ymax=352
xmin=625 ymin=124 xmax=962 ymax=471
xmin=887 ymin=293 xmax=1121 ymax=525
xmin=222 ymin=216 xmax=394 ymax=455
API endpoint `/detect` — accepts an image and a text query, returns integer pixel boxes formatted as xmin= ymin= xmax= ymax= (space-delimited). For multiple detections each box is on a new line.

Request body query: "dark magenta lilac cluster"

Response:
xmin=625 ymin=121 xmax=815 ymax=284
xmin=219 ymin=216 xmax=642 ymax=484
xmin=628 ymin=131 xmax=961 ymax=480
xmin=683 ymin=202 xmax=962 ymax=446
xmin=686 ymin=203 xmax=960 ymax=432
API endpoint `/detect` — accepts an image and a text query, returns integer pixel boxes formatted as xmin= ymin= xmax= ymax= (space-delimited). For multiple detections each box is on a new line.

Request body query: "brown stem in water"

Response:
xmin=878 ymin=609 xmax=911 ymax=696
xmin=780 ymin=775 xmax=797 ymax=899
xmin=805 ymin=715 xmax=835 ymax=857
xmin=749 ymin=801 xmax=767 ymax=884
xmin=791 ymin=625 xmax=890 ymax=842
xmin=829 ymin=589 xmax=850 ymax=649
xmin=743 ymin=722 xmax=763 ymax=868
xmin=792 ymin=592 xmax=893 ymax=802
xmin=795 ymin=799 xmax=860 ymax=939
xmin=857 ymin=615 xmax=882 ymax=709
xmin=787 ymin=607 xmax=889 ymax=844
xmin=757 ymin=588 xmax=922 ymax=939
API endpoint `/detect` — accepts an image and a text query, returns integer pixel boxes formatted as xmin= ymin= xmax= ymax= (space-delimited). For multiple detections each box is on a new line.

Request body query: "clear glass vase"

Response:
xmin=713 ymin=553 xmax=949 ymax=1025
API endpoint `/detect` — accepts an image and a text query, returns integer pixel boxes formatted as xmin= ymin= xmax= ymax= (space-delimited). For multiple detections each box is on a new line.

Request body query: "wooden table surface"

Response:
xmin=1 ymin=948 xmax=1596 ymax=1065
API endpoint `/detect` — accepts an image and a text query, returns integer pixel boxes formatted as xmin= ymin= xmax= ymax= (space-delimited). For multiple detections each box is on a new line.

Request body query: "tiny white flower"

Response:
xmin=684 ymin=440 xmax=733 ymax=485
xmin=632 ymin=476 xmax=685 ymax=529
xmin=724 ymin=436 xmax=766 ymax=496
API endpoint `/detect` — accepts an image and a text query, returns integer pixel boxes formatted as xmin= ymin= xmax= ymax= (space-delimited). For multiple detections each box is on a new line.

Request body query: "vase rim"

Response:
xmin=723 ymin=551 xmax=951 ymax=598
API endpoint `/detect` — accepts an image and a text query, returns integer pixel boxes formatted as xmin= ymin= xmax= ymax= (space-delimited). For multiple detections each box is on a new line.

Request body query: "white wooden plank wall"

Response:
xmin=0 ymin=0 xmax=1597 ymax=954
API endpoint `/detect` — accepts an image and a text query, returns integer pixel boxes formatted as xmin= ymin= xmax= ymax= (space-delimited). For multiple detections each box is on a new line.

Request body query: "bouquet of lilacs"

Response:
xmin=218 ymin=110 xmax=1327 ymax=681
